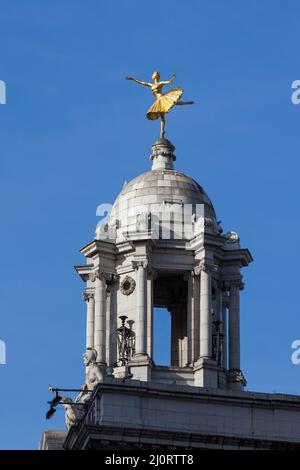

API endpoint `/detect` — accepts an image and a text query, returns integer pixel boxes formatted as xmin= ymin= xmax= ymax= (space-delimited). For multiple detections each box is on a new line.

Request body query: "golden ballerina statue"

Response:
xmin=125 ymin=71 xmax=194 ymax=140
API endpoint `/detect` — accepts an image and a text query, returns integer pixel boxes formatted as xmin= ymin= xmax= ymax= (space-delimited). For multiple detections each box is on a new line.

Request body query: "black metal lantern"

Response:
xmin=116 ymin=316 xmax=135 ymax=366
xmin=212 ymin=319 xmax=224 ymax=366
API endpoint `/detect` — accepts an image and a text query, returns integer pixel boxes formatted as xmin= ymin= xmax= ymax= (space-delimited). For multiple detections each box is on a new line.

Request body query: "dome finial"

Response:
xmin=150 ymin=138 xmax=176 ymax=170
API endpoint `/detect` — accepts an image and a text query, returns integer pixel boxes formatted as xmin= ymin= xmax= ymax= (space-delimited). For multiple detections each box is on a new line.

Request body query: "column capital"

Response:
xmin=132 ymin=259 xmax=148 ymax=270
xmin=194 ymin=260 xmax=218 ymax=276
xmin=89 ymin=269 xmax=114 ymax=283
xmin=132 ymin=258 xmax=148 ymax=357
xmin=224 ymin=278 xmax=244 ymax=290
xmin=82 ymin=292 xmax=94 ymax=302
xmin=109 ymin=273 xmax=119 ymax=283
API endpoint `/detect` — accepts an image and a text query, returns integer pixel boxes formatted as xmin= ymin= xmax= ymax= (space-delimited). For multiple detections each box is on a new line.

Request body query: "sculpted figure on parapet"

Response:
xmin=83 ymin=348 xmax=104 ymax=391
xmin=75 ymin=348 xmax=104 ymax=404
xmin=60 ymin=396 xmax=85 ymax=430
xmin=59 ymin=349 xmax=103 ymax=430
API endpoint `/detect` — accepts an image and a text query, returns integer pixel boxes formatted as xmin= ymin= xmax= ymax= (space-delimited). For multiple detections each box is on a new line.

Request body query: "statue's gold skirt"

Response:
xmin=146 ymin=87 xmax=183 ymax=120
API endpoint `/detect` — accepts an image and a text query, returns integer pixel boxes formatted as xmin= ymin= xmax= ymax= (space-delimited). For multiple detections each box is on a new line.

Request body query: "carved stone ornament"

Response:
xmin=132 ymin=259 xmax=148 ymax=270
xmin=224 ymin=278 xmax=244 ymax=291
xmin=194 ymin=260 xmax=218 ymax=276
xmin=89 ymin=270 xmax=114 ymax=283
xmin=120 ymin=275 xmax=136 ymax=296
xmin=82 ymin=292 xmax=94 ymax=302
xmin=226 ymin=369 xmax=247 ymax=386
xmin=60 ymin=396 xmax=86 ymax=431
xmin=224 ymin=230 xmax=240 ymax=242
xmin=83 ymin=349 xmax=104 ymax=390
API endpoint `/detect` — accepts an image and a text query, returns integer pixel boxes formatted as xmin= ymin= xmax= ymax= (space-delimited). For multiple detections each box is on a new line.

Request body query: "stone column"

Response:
xmin=147 ymin=269 xmax=156 ymax=359
xmin=105 ymin=286 xmax=111 ymax=366
xmin=214 ymin=282 xmax=221 ymax=322
xmin=170 ymin=303 xmax=187 ymax=367
xmin=199 ymin=263 xmax=212 ymax=358
xmin=171 ymin=305 xmax=180 ymax=366
xmin=191 ymin=271 xmax=200 ymax=363
xmin=193 ymin=262 xmax=219 ymax=388
xmin=228 ymin=280 xmax=241 ymax=371
xmin=93 ymin=272 xmax=107 ymax=365
xmin=227 ymin=278 xmax=246 ymax=390
xmin=132 ymin=260 xmax=148 ymax=356
xmin=83 ymin=292 xmax=95 ymax=350
xmin=186 ymin=272 xmax=193 ymax=365
xmin=108 ymin=275 xmax=119 ymax=367
xmin=221 ymin=291 xmax=228 ymax=369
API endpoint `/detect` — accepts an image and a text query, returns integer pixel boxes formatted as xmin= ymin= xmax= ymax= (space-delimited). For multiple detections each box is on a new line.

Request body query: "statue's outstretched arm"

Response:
xmin=125 ymin=76 xmax=152 ymax=87
xmin=160 ymin=74 xmax=176 ymax=86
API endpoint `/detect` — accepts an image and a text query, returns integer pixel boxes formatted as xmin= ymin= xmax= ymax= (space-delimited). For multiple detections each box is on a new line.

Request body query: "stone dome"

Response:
xmin=104 ymin=139 xmax=218 ymax=241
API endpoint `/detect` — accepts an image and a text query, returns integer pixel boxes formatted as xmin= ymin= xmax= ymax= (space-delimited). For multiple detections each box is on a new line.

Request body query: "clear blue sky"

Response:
xmin=1 ymin=0 xmax=300 ymax=449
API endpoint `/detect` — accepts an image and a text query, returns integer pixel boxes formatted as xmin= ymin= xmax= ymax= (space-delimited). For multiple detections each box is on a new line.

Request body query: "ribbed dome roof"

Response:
xmin=122 ymin=170 xmax=214 ymax=204
xmin=105 ymin=139 xmax=218 ymax=241
xmin=114 ymin=169 xmax=215 ymax=212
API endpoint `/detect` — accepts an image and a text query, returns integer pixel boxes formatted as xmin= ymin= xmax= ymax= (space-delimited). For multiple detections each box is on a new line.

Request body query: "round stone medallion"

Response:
xmin=120 ymin=276 xmax=136 ymax=296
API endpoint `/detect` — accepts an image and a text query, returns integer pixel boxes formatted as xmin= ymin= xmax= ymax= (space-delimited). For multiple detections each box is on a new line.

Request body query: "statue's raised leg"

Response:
xmin=176 ymin=101 xmax=194 ymax=105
